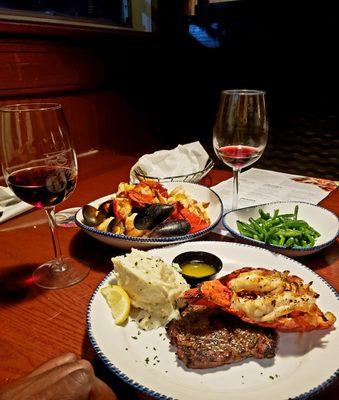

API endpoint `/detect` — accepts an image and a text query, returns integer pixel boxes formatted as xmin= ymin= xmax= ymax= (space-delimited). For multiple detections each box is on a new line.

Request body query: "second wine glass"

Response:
xmin=213 ymin=90 xmax=268 ymax=209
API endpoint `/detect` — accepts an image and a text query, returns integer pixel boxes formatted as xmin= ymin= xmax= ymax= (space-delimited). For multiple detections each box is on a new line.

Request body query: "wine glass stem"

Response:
xmin=232 ymin=168 xmax=240 ymax=210
xmin=45 ymin=207 xmax=66 ymax=272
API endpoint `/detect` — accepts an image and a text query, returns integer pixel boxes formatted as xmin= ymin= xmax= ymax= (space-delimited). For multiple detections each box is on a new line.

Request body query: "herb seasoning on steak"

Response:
xmin=166 ymin=306 xmax=277 ymax=369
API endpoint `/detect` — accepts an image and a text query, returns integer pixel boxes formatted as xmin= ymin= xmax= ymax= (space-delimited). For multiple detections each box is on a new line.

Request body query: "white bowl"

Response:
xmin=223 ymin=201 xmax=338 ymax=257
xmin=75 ymin=182 xmax=223 ymax=249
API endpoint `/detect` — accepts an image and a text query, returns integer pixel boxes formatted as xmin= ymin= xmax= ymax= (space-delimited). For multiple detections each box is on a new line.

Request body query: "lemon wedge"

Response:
xmin=101 ymin=285 xmax=131 ymax=325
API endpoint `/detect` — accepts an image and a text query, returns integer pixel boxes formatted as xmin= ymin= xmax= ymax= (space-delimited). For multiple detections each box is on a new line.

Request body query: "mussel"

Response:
xmin=131 ymin=205 xmax=147 ymax=215
xmin=82 ymin=204 xmax=106 ymax=227
xmin=98 ymin=200 xmax=115 ymax=217
xmin=149 ymin=219 xmax=190 ymax=238
xmin=107 ymin=218 xmax=117 ymax=232
xmin=134 ymin=204 xmax=174 ymax=230
xmin=96 ymin=216 xmax=115 ymax=231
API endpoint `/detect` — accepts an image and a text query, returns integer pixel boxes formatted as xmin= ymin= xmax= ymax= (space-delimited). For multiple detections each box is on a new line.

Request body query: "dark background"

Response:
xmin=121 ymin=0 xmax=338 ymax=179
xmin=0 ymin=0 xmax=338 ymax=179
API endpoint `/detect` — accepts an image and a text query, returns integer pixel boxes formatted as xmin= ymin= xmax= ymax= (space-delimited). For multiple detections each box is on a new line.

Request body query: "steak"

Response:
xmin=166 ymin=306 xmax=277 ymax=369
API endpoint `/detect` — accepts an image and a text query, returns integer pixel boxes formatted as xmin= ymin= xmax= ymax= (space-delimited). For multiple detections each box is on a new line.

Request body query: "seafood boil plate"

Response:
xmin=87 ymin=241 xmax=339 ymax=400
xmin=75 ymin=182 xmax=223 ymax=249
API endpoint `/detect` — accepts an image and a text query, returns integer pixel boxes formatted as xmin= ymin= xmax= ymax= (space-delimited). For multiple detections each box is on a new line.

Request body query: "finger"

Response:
xmin=36 ymin=359 xmax=94 ymax=389
xmin=90 ymin=377 xmax=118 ymax=400
xmin=22 ymin=359 xmax=95 ymax=394
xmin=26 ymin=353 xmax=78 ymax=378
xmin=0 ymin=360 xmax=94 ymax=400
xmin=39 ymin=368 xmax=92 ymax=400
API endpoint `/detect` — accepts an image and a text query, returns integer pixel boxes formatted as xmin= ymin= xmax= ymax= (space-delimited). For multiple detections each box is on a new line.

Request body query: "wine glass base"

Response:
xmin=32 ymin=257 xmax=89 ymax=289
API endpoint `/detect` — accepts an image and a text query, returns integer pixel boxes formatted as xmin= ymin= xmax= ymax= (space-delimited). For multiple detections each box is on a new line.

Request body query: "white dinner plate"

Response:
xmin=87 ymin=241 xmax=339 ymax=400
xmin=75 ymin=182 xmax=223 ymax=249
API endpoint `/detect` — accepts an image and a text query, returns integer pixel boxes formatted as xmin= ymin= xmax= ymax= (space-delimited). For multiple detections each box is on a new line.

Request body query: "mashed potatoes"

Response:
xmin=111 ymin=249 xmax=189 ymax=330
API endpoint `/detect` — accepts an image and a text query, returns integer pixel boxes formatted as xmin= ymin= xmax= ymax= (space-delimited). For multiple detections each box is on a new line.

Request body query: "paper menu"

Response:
xmin=211 ymin=168 xmax=338 ymax=235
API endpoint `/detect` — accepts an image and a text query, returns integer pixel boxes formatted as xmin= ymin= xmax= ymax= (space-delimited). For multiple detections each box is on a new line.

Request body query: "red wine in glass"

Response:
xmin=213 ymin=90 xmax=268 ymax=209
xmin=8 ymin=166 xmax=76 ymax=209
xmin=217 ymin=145 xmax=263 ymax=169
xmin=0 ymin=103 xmax=89 ymax=289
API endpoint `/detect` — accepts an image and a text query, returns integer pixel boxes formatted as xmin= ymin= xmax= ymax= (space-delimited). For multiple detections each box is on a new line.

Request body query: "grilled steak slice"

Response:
xmin=166 ymin=306 xmax=277 ymax=369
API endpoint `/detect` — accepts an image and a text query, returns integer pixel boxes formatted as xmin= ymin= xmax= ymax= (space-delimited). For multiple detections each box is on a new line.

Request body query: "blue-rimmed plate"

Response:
xmin=223 ymin=201 xmax=338 ymax=257
xmin=75 ymin=182 xmax=223 ymax=249
xmin=87 ymin=241 xmax=338 ymax=400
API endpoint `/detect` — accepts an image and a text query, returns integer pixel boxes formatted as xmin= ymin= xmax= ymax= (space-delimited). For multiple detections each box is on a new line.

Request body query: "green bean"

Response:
xmin=285 ymin=237 xmax=294 ymax=248
xmin=302 ymin=231 xmax=315 ymax=246
xmin=282 ymin=221 xmax=309 ymax=228
xmin=276 ymin=229 xmax=302 ymax=237
xmin=249 ymin=217 xmax=264 ymax=233
xmin=278 ymin=213 xmax=294 ymax=218
xmin=255 ymin=217 xmax=266 ymax=225
xmin=264 ymin=218 xmax=282 ymax=229
xmin=278 ymin=216 xmax=286 ymax=224
xmin=307 ymin=226 xmax=321 ymax=237
xmin=237 ymin=227 xmax=255 ymax=238
xmin=237 ymin=225 xmax=253 ymax=238
xmin=237 ymin=206 xmax=320 ymax=249
xmin=237 ymin=222 xmax=264 ymax=241
xmin=237 ymin=221 xmax=258 ymax=235
xmin=259 ymin=208 xmax=271 ymax=220
xmin=241 ymin=230 xmax=256 ymax=239
xmin=265 ymin=226 xmax=280 ymax=243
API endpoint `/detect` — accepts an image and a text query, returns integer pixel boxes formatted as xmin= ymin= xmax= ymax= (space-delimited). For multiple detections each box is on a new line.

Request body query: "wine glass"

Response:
xmin=0 ymin=103 xmax=89 ymax=289
xmin=213 ymin=90 xmax=268 ymax=209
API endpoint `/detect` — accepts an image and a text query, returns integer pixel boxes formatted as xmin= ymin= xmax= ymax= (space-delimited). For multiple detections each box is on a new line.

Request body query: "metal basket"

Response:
xmin=132 ymin=157 xmax=214 ymax=183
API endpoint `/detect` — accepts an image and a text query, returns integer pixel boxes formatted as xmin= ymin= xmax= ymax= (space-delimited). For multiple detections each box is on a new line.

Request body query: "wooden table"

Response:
xmin=0 ymin=149 xmax=338 ymax=399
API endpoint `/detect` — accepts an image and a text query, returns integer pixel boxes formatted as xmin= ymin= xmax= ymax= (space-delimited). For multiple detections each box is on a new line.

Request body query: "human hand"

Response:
xmin=0 ymin=353 xmax=117 ymax=400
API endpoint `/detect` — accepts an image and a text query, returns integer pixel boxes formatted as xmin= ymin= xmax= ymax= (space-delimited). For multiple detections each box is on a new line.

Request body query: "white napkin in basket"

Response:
xmin=130 ymin=141 xmax=210 ymax=182
xmin=0 ymin=186 xmax=34 ymax=223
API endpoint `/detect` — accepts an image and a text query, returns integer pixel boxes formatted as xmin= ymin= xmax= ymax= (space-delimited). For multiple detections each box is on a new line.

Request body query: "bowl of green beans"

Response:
xmin=223 ymin=201 xmax=339 ymax=257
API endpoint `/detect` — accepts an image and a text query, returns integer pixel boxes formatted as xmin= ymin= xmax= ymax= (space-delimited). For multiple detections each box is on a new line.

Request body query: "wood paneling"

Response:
xmin=0 ymin=40 xmax=106 ymax=96
xmin=0 ymin=91 xmax=157 ymax=156
xmin=0 ymin=27 xmax=159 ymax=156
